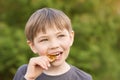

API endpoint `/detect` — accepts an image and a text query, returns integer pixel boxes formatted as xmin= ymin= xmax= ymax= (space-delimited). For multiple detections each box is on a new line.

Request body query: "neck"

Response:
xmin=43 ymin=62 xmax=70 ymax=76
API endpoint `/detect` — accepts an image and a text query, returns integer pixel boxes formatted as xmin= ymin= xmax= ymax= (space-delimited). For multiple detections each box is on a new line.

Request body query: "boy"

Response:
xmin=13 ymin=8 xmax=92 ymax=80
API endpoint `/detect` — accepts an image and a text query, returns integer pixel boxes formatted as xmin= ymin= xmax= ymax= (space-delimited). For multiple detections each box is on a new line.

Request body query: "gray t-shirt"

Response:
xmin=13 ymin=64 xmax=92 ymax=80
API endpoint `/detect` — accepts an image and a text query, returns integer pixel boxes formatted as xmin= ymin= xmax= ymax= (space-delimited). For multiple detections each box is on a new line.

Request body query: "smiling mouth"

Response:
xmin=47 ymin=52 xmax=62 ymax=62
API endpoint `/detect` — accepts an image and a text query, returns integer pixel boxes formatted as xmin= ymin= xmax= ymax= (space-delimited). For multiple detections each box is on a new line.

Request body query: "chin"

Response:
xmin=51 ymin=60 xmax=65 ymax=67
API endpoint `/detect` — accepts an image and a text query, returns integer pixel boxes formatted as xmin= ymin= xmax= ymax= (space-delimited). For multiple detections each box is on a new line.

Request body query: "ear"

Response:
xmin=69 ymin=31 xmax=74 ymax=46
xmin=27 ymin=40 xmax=38 ymax=54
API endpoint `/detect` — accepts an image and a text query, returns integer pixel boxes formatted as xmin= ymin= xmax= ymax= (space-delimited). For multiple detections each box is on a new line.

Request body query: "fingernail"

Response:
xmin=48 ymin=64 xmax=51 ymax=67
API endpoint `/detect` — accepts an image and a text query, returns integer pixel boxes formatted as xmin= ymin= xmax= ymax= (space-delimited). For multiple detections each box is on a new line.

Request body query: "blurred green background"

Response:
xmin=0 ymin=0 xmax=120 ymax=80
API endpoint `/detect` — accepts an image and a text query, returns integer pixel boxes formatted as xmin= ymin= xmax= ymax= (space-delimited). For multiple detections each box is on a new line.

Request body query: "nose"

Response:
xmin=49 ymin=39 xmax=60 ymax=49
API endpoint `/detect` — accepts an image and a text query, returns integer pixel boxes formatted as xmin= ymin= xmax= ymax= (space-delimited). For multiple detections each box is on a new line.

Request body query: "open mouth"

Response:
xmin=47 ymin=52 xmax=62 ymax=62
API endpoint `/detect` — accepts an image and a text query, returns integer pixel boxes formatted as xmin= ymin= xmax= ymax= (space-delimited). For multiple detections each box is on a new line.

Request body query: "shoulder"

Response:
xmin=17 ymin=64 xmax=28 ymax=73
xmin=70 ymin=65 xmax=92 ymax=80
xmin=13 ymin=64 xmax=28 ymax=80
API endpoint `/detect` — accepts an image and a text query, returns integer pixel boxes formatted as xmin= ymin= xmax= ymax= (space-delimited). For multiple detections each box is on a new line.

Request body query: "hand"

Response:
xmin=24 ymin=56 xmax=51 ymax=80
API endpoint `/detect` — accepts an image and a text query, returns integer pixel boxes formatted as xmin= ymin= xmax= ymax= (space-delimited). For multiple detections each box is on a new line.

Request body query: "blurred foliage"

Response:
xmin=0 ymin=0 xmax=120 ymax=80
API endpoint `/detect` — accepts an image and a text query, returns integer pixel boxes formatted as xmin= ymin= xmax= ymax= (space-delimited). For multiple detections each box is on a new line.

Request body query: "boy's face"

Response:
xmin=28 ymin=26 xmax=74 ymax=66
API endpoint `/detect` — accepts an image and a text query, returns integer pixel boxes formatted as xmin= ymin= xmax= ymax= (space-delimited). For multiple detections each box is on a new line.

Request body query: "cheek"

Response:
xmin=62 ymin=39 xmax=71 ymax=50
xmin=62 ymin=40 xmax=71 ymax=59
xmin=35 ymin=45 xmax=47 ymax=56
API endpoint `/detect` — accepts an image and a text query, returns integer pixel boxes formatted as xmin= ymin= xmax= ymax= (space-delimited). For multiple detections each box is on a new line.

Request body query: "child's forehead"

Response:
xmin=35 ymin=28 xmax=68 ymax=38
xmin=38 ymin=23 xmax=66 ymax=32
xmin=39 ymin=26 xmax=67 ymax=34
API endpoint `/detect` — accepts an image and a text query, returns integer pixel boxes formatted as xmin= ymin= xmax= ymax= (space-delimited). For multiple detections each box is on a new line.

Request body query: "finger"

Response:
xmin=45 ymin=56 xmax=51 ymax=67
xmin=36 ymin=56 xmax=50 ymax=70
xmin=29 ymin=57 xmax=47 ymax=70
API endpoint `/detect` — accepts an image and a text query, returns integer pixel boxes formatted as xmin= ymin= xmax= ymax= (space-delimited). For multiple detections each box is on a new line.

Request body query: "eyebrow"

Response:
xmin=37 ymin=35 xmax=48 ymax=40
xmin=56 ymin=31 xmax=63 ymax=35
